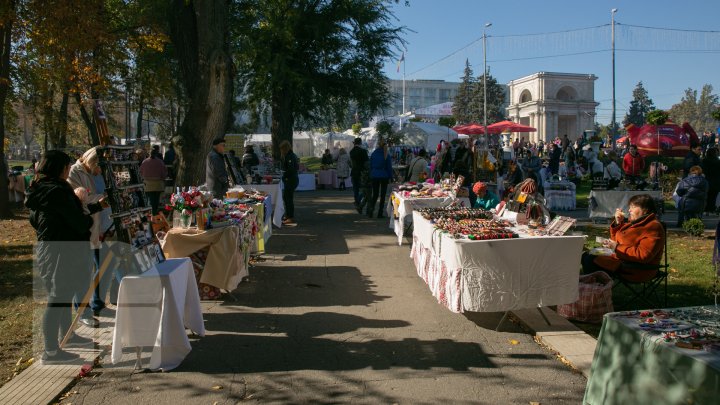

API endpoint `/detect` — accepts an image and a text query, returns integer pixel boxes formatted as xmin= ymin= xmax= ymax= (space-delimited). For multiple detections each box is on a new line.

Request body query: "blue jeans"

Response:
xmin=78 ymin=248 xmax=123 ymax=317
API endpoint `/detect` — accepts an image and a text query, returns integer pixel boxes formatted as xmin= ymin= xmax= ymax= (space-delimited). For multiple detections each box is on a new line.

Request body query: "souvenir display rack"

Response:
xmin=99 ymin=145 xmax=165 ymax=273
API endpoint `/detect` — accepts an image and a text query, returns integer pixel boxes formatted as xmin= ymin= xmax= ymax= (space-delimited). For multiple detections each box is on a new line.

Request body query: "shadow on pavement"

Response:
xmin=229 ymin=265 xmax=390 ymax=308
xmin=182 ymin=332 xmax=497 ymax=374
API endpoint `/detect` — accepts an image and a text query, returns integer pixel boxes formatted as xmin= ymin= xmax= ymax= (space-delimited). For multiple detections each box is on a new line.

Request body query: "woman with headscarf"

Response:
xmin=26 ymin=151 xmax=106 ymax=363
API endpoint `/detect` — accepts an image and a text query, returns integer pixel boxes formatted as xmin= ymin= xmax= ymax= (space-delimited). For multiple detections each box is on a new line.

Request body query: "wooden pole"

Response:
xmin=59 ymin=250 xmax=115 ymax=349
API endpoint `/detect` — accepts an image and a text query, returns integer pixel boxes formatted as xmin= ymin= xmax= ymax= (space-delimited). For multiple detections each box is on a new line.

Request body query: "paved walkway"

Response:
xmin=57 ymin=190 xmax=587 ymax=404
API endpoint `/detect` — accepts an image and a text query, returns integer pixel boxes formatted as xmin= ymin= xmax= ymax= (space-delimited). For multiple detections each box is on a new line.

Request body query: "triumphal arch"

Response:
xmin=505 ymin=72 xmax=599 ymax=143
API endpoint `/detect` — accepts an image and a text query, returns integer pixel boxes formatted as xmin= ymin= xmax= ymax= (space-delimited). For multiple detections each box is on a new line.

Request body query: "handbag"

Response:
xmin=557 ymin=271 xmax=614 ymax=323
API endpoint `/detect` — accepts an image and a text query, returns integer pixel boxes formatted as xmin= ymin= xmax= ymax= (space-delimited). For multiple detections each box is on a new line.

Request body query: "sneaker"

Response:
xmin=79 ymin=316 xmax=100 ymax=328
xmin=42 ymin=349 xmax=80 ymax=364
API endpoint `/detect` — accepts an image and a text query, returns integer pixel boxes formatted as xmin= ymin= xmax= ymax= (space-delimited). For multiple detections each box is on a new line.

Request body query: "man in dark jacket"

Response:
xmin=676 ymin=165 xmax=708 ymax=227
xmin=349 ymin=137 xmax=369 ymax=212
xmin=206 ymin=138 xmax=229 ymax=198
xmin=241 ymin=145 xmax=260 ymax=176
xmin=682 ymin=143 xmax=702 ymax=178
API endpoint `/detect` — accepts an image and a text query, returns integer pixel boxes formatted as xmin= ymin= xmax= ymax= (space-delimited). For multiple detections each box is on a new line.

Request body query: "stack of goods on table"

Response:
xmin=395 ymin=181 xmax=455 ymax=199
xmin=612 ymin=307 xmax=720 ymax=353
xmin=417 ymin=206 xmax=517 ymax=240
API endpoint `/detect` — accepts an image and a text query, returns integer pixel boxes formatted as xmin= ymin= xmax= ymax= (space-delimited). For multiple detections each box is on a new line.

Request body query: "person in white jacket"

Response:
xmin=67 ymin=147 xmax=106 ymax=328
xmin=604 ymin=157 xmax=623 ymax=189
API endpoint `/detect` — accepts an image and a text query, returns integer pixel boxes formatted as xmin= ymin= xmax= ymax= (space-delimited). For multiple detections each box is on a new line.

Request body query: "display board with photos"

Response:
xmin=99 ymin=144 xmax=165 ymax=274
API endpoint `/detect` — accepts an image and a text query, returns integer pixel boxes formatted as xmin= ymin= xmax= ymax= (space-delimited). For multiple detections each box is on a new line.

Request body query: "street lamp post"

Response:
xmin=483 ymin=23 xmax=492 ymax=137
xmin=611 ymin=8 xmax=618 ymax=147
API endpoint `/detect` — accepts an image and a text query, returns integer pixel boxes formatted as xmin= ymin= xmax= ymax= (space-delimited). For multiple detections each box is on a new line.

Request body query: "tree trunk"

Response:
xmin=136 ymin=96 xmax=144 ymax=139
xmin=168 ymin=0 xmax=233 ymax=187
xmin=56 ymin=92 xmax=69 ymax=149
xmin=0 ymin=1 xmax=16 ymax=218
xmin=271 ymin=89 xmax=294 ymax=159
xmin=75 ymin=92 xmax=100 ymax=146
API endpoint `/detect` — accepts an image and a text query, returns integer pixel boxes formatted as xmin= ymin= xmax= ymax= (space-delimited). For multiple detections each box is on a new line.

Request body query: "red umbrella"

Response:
xmin=486 ymin=120 xmax=537 ymax=134
xmin=452 ymin=123 xmax=485 ymax=135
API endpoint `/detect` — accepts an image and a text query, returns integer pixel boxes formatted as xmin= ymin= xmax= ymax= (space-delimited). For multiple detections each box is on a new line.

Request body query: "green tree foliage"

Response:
xmin=473 ymin=70 xmax=505 ymax=124
xmin=437 ymin=116 xmax=456 ymax=128
xmin=452 ymin=59 xmax=475 ymax=124
xmin=668 ymin=85 xmax=719 ymax=132
xmin=622 ymin=81 xmax=655 ymax=127
xmin=376 ymin=120 xmax=403 ymax=146
xmin=646 ymin=110 xmax=669 ymax=126
xmin=233 ymin=0 xmax=405 ymax=158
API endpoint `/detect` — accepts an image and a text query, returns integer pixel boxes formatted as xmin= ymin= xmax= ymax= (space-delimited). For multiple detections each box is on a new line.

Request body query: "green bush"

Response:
xmin=352 ymin=123 xmax=362 ymax=134
xmin=682 ymin=218 xmax=705 ymax=237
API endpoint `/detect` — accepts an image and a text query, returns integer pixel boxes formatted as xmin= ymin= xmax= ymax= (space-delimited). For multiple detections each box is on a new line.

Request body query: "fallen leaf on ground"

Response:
xmin=509 ymin=339 xmax=520 ymax=345
xmin=211 ymin=385 xmax=223 ymax=390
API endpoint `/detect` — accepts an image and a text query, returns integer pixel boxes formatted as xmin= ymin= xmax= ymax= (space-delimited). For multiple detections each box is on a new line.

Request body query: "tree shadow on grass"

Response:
xmin=0 ymin=243 xmax=33 ymax=300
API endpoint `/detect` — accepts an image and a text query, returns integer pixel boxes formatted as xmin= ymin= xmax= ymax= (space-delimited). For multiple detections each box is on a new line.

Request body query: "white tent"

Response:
xmin=311 ymin=132 xmax=356 ymax=157
xmin=242 ymin=132 xmax=315 ymax=157
xmin=396 ymin=122 xmax=458 ymax=151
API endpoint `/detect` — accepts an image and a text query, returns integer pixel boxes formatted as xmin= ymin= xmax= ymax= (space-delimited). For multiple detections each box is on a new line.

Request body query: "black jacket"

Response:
xmin=25 ymin=177 xmax=97 ymax=242
xmin=676 ymin=174 xmax=708 ymax=214
xmin=282 ymin=151 xmax=299 ymax=183
xmin=349 ymin=146 xmax=369 ymax=177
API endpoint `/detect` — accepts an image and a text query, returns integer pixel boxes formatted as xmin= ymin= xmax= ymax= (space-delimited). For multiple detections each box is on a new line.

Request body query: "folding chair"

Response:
xmin=612 ymin=221 xmax=668 ymax=309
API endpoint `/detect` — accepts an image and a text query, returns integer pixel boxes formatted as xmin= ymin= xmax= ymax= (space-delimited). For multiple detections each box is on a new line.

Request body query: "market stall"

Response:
xmin=410 ymin=209 xmax=583 ymax=313
xmin=387 ymin=181 xmax=472 ymax=245
xmin=584 ymin=306 xmax=720 ymax=404
xmin=297 ymin=173 xmax=316 ymax=191
xmin=162 ymin=188 xmax=263 ymax=299
xmin=111 ymin=258 xmax=205 ymax=371
xmin=544 ymin=180 xmax=576 ymax=211
xmin=589 ymin=190 xmax=662 ymax=220
xmin=232 ymin=182 xmax=284 ymax=228
xmin=317 ymin=169 xmax=352 ymax=189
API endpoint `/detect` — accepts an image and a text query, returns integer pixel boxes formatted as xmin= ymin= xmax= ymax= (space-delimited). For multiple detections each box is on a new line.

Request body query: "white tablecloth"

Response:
xmin=112 ymin=258 xmax=205 ymax=371
xmin=238 ymin=182 xmax=285 ymax=227
xmin=589 ymin=190 xmax=662 ymax=219
xmin=388 ymin=192 xmax=471 ymax=245
xmin=318 ymin=169 xmax=352 ymax=189
xmin=297 ymin=173 xmax=316 ymax=191
xmin=410 ymin=212 xmax=583 ymax=313
xmin=544 ymin=182 xmax=576 ymax=211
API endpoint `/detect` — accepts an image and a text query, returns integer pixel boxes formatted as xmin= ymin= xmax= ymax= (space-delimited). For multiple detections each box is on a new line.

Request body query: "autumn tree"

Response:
xmin=233 ymin=0 xmax=405 ymax=158
xmin=669 ymin=84 xmax=719 ymax=133
xmin=622 ymin=81 xmax=655 ymax=127
xmin=452 ymin=59 xmax=476 ymax=124
xmin=0 ymin=0 xmax=15 ymax=218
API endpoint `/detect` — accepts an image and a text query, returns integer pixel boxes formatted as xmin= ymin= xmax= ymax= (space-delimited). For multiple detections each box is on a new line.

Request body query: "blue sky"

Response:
xmin=382 ymin=0 xmax=720 ymax=125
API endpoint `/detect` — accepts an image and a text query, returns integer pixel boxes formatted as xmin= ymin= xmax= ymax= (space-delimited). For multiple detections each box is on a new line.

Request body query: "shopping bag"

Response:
xmin=557 ymin=271 xmax=613 ymax=323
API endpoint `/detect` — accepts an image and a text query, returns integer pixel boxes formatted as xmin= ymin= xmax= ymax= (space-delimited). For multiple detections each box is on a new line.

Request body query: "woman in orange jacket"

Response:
xmin=582 ymin=194 xmax=664 ymax=282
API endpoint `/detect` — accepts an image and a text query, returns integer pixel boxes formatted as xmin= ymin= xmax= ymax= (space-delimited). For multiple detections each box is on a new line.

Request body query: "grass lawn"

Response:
xmin=571 ymin=224 xmax=717 ymax=337
xmin=0 ymin=210 xmax=39 ymax=387
xmin=300 ymin=156 xmax=322 ymax=172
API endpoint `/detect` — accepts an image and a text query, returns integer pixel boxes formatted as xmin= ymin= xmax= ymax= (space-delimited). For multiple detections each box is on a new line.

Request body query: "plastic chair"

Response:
xmin=612 ymin=222 xmax=668 ymax=309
